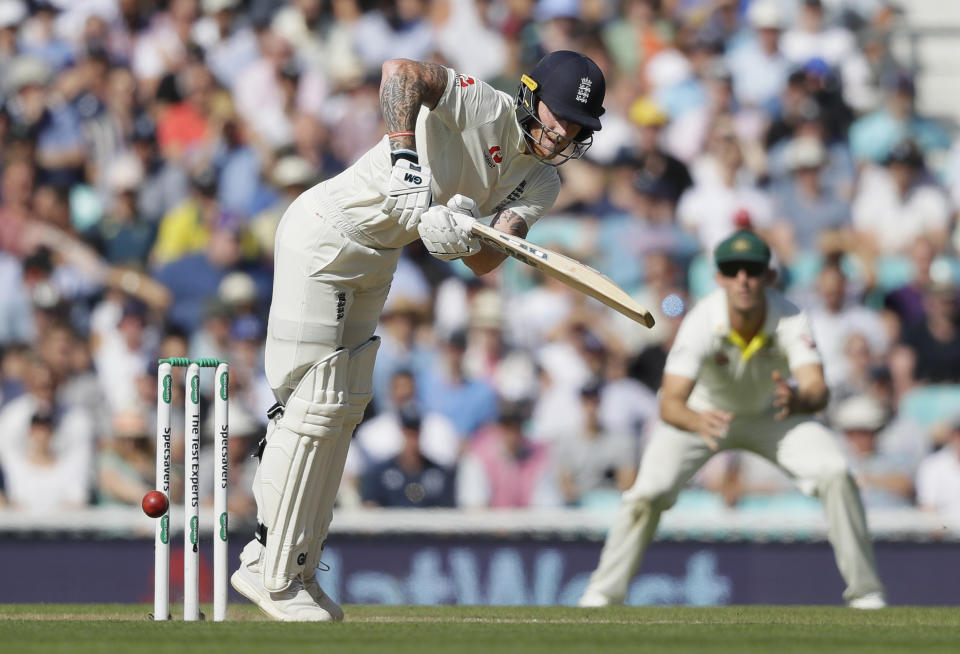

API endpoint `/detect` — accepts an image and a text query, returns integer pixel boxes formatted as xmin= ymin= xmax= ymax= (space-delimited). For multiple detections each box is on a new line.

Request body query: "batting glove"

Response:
xmin=418 ymin=202 xmax=481 ymax=261
xmin=382 ymin=159 xmax=432 ymax=230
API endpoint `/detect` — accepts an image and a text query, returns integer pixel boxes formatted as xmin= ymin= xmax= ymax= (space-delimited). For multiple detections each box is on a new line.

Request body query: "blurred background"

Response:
xmin=0 ymin=0 xmax=959 ymax=607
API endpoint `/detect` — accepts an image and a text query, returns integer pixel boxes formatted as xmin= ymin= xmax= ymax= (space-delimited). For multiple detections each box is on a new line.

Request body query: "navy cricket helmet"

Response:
xmin=515 ymin=50 xmax=606 ymax=166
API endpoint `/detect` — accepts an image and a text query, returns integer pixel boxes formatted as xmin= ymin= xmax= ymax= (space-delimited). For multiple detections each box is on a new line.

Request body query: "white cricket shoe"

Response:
xmin=848 ymin=592 xmax=887 ymax=610
xmin=230 ymin=542 xmax=339 ymax=622
xmin=303 ymin=574 xmax=345 ymax=622
xmin=578 ymin=592 xmax=613 ymax=608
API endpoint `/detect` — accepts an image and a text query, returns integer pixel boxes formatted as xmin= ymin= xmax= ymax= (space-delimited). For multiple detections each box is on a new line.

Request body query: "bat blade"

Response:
xmin=471 ymin=221 xmax=655 ymax=328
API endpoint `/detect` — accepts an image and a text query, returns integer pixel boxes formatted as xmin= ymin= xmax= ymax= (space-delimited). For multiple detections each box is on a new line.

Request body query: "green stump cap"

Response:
xmin=714 ymin=230 xmax=771 ymax=266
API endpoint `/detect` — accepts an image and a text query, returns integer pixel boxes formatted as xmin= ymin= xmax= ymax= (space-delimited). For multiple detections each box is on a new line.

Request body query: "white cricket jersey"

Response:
xmin=309 ymin=67 xmax=561 ymax=250
xmin=664 ymin=288 xmax=822 ymax=416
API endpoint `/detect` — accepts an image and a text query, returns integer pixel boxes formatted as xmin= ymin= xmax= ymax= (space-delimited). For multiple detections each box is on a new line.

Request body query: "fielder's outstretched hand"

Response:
xmin=382 ymin=160 xmax=432 ymax=229
xmin=696 ymin=409 xmax=733 ymax=450
xmin=418 ymin=195 xmax=481 ymax=261
xmin=772 ymin=370 xmax=796 ymax=420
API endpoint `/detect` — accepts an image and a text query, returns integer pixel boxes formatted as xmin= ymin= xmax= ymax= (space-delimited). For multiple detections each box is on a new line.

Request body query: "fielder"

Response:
xmin=579 ymin=231 xmax=886 ymax=609
xmin=230 ymin=51 xmax=607 ymax=620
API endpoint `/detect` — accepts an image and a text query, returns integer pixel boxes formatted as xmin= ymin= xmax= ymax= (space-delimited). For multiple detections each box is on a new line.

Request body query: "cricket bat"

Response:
xmin=471 ymin=221 xmax=655 ymax=328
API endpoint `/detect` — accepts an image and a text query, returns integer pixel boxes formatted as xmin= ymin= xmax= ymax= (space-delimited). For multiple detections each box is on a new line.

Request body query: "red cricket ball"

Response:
xmin=142 ymin=490 xmax=169 ymax=518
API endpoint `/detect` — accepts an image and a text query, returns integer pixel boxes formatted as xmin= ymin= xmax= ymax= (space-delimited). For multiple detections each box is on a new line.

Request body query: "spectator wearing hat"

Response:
xmin=87 ymin=152 xmax=157 ymax=266
xmin=766 ymin=98 xmax=856 ymax=202
xmin=5 ymin=56 xmax=86 ymax=187
xmin=18 ymin=1 xmax=73 ymax=73
xmin=851 ymin=140 xmax=950 ymax=256
xmin=95 ymin=409 xmax=155 ymax=507
xmin=248 ymin=154 xmax=319 ymax=257
xmin=615 ymin=97 xmax=692 ymax=208
xmin=371 ymin=292 xmax=435 ymax=414
xmin=831 ymin=394 xmax=914 ymax=509
xmin=553 ymin=380 xmax=638 ymax=507
xmin=457 ymin=401 xmax=561 ymax=508
xmin=849 ymin=74 xmax=951 ymax=166
xmin=916 ymin=417 xmax=960 ymax=518
xmin=726 ymin=0 xmax=791 ymax=111
xmin=193 ymin=0 xmax=259 ymax=91
xmin=771 ymin=136 xmax=851 ymax=255
xmin=361 ymin=405 xmax=456 ymax=508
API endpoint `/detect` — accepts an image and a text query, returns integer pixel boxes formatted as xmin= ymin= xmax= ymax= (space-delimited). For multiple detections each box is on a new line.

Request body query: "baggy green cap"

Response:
xmin=714 ymin=230 xmax=771 ymax=266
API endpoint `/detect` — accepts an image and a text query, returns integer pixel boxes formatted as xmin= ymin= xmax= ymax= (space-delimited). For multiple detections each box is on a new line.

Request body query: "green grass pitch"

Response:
xmin=1 ymin=604 xmax=958 ymax=653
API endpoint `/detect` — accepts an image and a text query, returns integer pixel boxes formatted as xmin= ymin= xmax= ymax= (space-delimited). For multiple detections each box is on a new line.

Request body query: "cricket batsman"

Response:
xmin=230 ymin=51 xmax=606 ymax=620
xmin=579 ymin=230 xmax=886 ymax=609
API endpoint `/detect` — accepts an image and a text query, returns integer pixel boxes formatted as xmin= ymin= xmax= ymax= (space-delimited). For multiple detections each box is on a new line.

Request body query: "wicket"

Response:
xmin=154 ymin=358 xmax=230 ymax=622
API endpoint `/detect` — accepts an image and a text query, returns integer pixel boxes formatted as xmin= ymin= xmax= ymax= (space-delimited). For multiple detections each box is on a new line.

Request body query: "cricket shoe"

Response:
xmin=847 ymin=592 xmax=887 ymax=610
xmin=578 ymin=592 xmax=613 ymax=608
xmin=303 ymin=574 xmax=345 ymax=621
xmin=230 ymin=542 xmax=339 ymax=622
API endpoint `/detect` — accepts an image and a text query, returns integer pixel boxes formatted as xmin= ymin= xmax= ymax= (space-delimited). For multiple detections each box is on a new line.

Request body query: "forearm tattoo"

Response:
xmin=380 ymin=61 xmax=447 ymax=151
xmin=491 ymin=209 xmax=530 ymax=239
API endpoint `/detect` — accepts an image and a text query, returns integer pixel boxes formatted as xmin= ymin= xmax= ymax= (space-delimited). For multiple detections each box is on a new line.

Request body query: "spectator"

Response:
xmin=808 ymin=259 xmax=889 ymax=389
xmin=419 ymin=330 xmax=498 ymax=439
xmin=95 ymin=410 xmax=154 ymax=507
xmin=554 ymin=381 xmax=637 ymax=506
xmin=726 ymin=0 xmax=790 ymax=111
xmin=831 ymin=394 xmax=915 ymax=508
xmin=772 ymin=136 xmax=851 ymax=257
xmin=896 ymin=276 xmax=960 ymax=385
xmin=916 ymin=418 xmax=960 ymax=518
xmin=457 ymin=402 xmax=560 ymax=509
xmin=361 ymin=406 xmax=456 ymax=508
xmin=849 ymin=75 xmax=951 ymax=166
xmin=0 ymin=409 xmax=90 ymax=513
xmin=780 ymin=0 xmax=855 ymax=68
xmin=852 ymin=141 xmax=950 ymax=257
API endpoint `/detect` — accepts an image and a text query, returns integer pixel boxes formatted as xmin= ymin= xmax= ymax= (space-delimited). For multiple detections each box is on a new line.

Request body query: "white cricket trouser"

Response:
xmin=255 ymin=190 xmax=400 ymax=563
xmin=582 ymin=414 xmax=884 ymax=604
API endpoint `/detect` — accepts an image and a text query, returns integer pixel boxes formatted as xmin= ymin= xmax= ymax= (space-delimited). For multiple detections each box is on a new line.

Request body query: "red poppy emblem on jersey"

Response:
xmin=801 ymin=335 xmax=816 ymax=350
xmin=489 ymin=145 xmax=503 ymax=164
xmin=457 ymin=75 xmax=475 ymax=86
xmin=714 ymin=351 xmax=730 ymax=366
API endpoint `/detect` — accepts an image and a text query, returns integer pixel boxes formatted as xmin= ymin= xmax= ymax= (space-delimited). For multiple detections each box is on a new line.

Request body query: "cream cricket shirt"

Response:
xmin=664 ymin=288 xmax=822 ymax=417
xmin=311 ymin=67 xmax=561 ymax=250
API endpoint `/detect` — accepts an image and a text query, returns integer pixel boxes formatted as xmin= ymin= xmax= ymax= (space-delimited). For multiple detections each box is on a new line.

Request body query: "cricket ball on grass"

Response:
xmin=142 ymin=490 xmax=169 ymax=518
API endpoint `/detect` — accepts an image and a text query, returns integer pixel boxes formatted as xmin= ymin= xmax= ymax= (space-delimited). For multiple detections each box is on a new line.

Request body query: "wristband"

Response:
xmin=388 ymin=131 xmax=416 ymax=139
xmin=390 ymin=149 xmax=419 ymax=166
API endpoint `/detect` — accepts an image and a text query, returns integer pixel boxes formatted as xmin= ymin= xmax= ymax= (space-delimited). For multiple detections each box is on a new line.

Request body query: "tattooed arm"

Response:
xmin=463 ymin=209 xmax=531 ymax=275
xmin=379 ymin=59 xmax=448 ymax=155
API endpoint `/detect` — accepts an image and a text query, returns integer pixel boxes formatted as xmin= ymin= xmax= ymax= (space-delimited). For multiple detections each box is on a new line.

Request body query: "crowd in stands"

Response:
xmin=0 ymin=0 xmax=959 ymax=523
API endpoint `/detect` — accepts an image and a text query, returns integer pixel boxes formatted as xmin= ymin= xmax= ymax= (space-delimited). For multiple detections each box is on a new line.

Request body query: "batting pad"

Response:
xmin=306 ymin=336 xmax=381 ymax=574
xmin=258 ymin=348 xmax=349 ymax=592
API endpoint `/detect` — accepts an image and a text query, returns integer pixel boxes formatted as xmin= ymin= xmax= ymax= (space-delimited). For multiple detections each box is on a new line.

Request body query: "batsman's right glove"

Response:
xmin=382 ymin=159 xmax=432 ymax=229
xmin=418 ymin=196 xmax=481 ymax=261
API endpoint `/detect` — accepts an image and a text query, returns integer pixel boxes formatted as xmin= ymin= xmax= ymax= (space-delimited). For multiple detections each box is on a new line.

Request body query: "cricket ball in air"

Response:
xmin=142 ymin=490 xmax=169 ymax=518
xmin=661 ymin=293 xmax=685 ymax=318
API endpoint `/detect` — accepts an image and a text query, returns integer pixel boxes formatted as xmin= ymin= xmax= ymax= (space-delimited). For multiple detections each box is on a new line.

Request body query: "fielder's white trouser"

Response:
xmin=251 ymin=191 xmax=399 ymax=591
xmin=582 ymin=414 xmax=884 ymax=604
